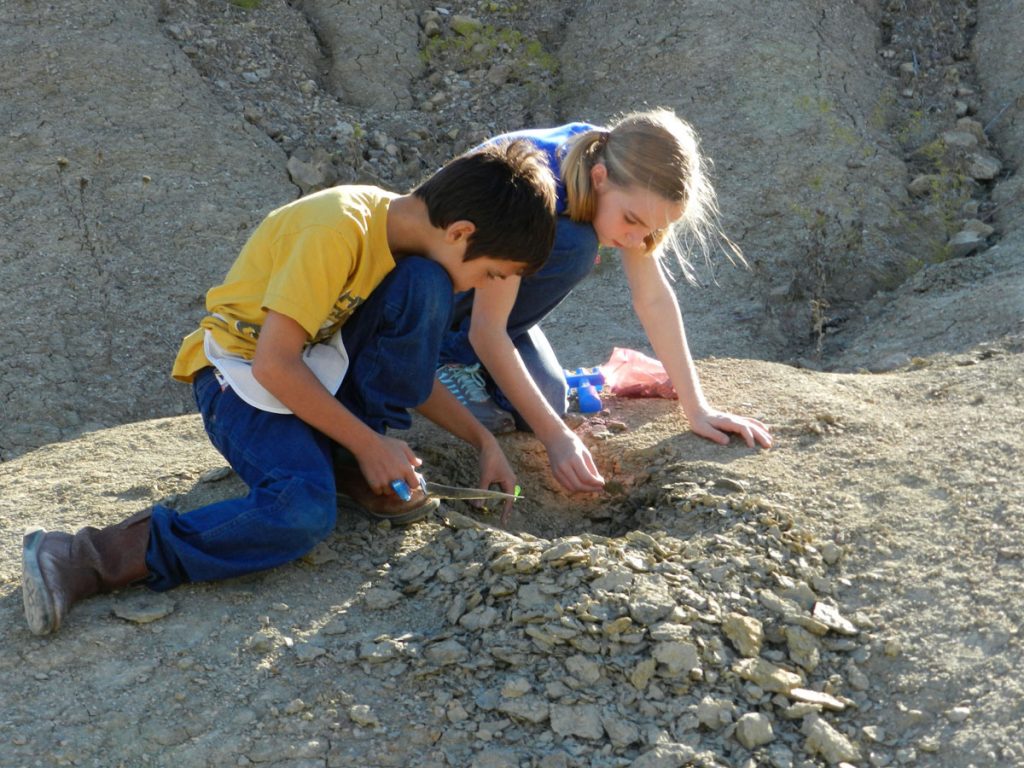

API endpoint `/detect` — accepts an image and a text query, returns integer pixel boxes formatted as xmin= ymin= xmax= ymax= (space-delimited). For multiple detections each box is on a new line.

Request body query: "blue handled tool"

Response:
xmin=391 ymin=477 xmax=522 ymax=502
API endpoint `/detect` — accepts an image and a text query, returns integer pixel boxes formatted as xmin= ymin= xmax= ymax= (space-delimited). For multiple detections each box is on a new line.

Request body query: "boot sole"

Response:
xmin=22 ymin=527 xmax=58 ymax=636
xmin=336 ymin=494 xmax=440 ymax=526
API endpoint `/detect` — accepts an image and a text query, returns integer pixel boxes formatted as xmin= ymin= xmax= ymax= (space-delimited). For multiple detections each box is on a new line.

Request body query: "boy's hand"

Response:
xmin=354 ymin=435 xmax=424 ymax=496
xmin=688 ymin=408 xmax=773 ymax=449
xmin=475 ymin=437 xmax=519 ymax=520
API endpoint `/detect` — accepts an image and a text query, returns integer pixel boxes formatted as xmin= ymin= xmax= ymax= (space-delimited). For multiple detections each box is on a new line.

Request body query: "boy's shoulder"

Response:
xmin=262 ymin=185 xmax=399 ymax=234
xmin=277 ymin=184 xmax=397 ymax=214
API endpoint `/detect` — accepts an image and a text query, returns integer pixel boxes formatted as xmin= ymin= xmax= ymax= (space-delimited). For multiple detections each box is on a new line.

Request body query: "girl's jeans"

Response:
xmin=438 ymin=217 xmax=598 ymax=428
xmin=145 ymin=257 xmax=453 ymax=591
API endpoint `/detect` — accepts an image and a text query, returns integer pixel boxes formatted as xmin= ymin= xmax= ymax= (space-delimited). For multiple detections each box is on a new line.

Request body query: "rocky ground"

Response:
xmin=1 ymin=347 xmax=1022 ymax=768
xmin=1 ymin=0 xmax=1022 ymax=766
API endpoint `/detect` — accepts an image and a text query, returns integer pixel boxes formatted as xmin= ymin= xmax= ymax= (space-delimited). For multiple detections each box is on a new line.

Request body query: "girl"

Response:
xmin=437 ymin=109 xmax=773 ymax=493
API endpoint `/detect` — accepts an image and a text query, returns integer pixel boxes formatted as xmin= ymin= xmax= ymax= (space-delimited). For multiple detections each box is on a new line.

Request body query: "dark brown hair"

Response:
xmin=414 ymin=139 xmax=556 ymax=275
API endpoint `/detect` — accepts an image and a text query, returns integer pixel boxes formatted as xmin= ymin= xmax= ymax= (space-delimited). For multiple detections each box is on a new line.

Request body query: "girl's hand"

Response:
xmin=546 ymin=432 xmax=605 ymax=493
xmin=688 ymin=408 xmax=773 ymax=450
xmin=353 ymin=435 xmax=424 ymax=496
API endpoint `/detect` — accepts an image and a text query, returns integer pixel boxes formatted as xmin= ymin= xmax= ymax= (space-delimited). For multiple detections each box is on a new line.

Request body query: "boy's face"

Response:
xmin=449 ymin=256 xmax=530 ymax=293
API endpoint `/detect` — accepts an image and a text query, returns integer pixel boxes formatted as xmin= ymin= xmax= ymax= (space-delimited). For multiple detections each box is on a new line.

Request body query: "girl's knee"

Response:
xmin=537 ymin=373 xmax=569 ymax=416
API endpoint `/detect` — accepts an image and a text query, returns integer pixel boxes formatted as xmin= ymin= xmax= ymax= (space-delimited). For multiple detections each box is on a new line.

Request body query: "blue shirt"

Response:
xmin=484 ymin=123 xmax=596 ymax=214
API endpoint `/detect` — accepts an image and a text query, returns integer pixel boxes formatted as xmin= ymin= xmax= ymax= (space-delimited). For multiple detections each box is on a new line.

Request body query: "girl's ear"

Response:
xmin=589 ymin=162 xmax=609 ymax=191
xmin=445 ymin=220 xmax=476 ymax=243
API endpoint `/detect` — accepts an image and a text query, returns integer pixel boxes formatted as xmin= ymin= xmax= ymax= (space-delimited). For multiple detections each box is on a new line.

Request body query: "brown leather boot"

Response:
xmin=22 ymin=509 xmax=152 ymax=636
xmin=334 ymin=463 xmax=438 ymax=526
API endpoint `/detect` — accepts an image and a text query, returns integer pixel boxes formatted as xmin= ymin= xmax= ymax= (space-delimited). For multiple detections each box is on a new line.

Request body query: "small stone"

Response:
xmin=549 ymin=703 xmax=604 ymax=740
xmin=294 ymin=643 xmax=326 ymax=662
xmin=199 ymin=466 xmax=232 ymax=483
xmin=602 ymin=712 xmax=641 ymax=747
xmin=459 ymin=606 xmax=499 ymax=630
xmin=450 ymin=14 xmax=482 ymax=36
xmin=697 ymin=696 xmax=734 ymax=729
xmin=946 ymin=706 xmax=971 ymax=723
xmin=498 ymin=695 xmax=549 ymax=725
xmin=447 ymin=700 xmax=469 ymax=722
xmin=112 ymin=594 xmax=176 ymax=624
xmin=785 ymin=625 xmax=822 ymax=672
xmin=812 ymin=603 xmax=859 ymax=636
xmin=629 ymin=743 xmax=697 ymax=767
xmin=348 ymin=704 xmax=380 ymax=727
xmin=653 ymin=640 xmax=700 ymax=675
xmin=789 ymin=688 xmax=846 ymax=711
xmin=733 ymin=658 xmax=804 ymax=693
xmin=301 ymin=541 xmax=339 ymax=565
xmin=247 ymin=630 xmax=276 ymax=653
xmin=946 ymin=230 xmax=985 ymax=258
xmin=820 ymin=542 xmax=842 ymax=565
xmin=500 ymin=677 xmax=532 ymax=698
xmin=862 ymin=725 xmax=886 ymax=742
xmin=424 ymin=639 xmax=469 ymax=665
xmin=471 ymin=748 xmax=520 ymax=768
xmin=803 ymin=716 xmax=861 ymax=763
xmin=565 ymin=654 xmax=602 ymax=685
xmin=907 ymin=174 xmax=942 ymax=196
xmin=364 ymin=587 xmax=402 ymax=610
xmin=961 ymin=218 xmax=995 ymax=237
xmin=630 ymin=657 xmax=657 ymax=689
xmin=735 ymin=712 xmax=775 ymax=749
xmin=723 ymin=613 xmax=764 ymax=658
xmin=940 ymin=130 xmax=977 ymax=149
xmin=966 ymin=153 xmax=1001 ymax=180
xmin=283 ymin=698 xmax=306 ymax=715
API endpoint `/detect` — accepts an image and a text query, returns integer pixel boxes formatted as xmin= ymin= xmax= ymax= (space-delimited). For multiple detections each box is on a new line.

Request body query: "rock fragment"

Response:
xmin=735 ymin=711 xmax=775 ymax=749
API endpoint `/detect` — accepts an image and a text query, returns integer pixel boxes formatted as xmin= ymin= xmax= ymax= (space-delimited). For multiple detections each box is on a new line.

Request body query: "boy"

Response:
xmin=22 ymin=140 xmax=557 ymax=636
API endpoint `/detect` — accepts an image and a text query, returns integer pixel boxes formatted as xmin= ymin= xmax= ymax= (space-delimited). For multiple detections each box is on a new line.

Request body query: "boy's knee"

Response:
xmin=280 ymin=478 xmax=336 ymax=548
xmin=391 ymin=257 xmax=451 ymax=292
xmin=387 ymin=257 xmax=454 ymax=318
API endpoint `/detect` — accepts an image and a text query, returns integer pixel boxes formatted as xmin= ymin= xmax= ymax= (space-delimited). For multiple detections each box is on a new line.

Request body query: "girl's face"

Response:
xmin=589 ymin=163 xmax=685 ymax=251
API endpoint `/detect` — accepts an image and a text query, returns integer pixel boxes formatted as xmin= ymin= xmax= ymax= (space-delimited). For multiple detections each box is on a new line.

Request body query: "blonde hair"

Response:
xmin=561 ymin=108 xmax=742 ymax=281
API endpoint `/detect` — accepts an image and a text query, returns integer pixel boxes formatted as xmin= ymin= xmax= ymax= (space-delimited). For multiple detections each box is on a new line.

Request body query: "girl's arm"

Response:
xmin=620 ymin=248 xmax=772 ymax=449
xmin=467 ymin=279 xmax=606 ymax=492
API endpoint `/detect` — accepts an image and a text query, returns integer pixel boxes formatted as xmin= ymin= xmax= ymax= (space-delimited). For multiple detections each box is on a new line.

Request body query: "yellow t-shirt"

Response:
xmin=172 ymin=186 xmax=398 ymax=383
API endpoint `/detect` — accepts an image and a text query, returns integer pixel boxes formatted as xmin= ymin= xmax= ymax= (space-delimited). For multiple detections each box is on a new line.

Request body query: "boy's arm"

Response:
xmin=468 ymin=280 xmax=605 ymax=493
xmin=414 ymin=379 xmax=518 ymax=499
xmin=620 ymin=247 xmax=772 ymax=449
xmin=251 ymin=310 xmax=426 ymax=493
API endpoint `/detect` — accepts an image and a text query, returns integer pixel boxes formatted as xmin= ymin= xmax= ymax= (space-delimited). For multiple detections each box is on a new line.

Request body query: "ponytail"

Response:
xmin=560 ymin=129 xmax=609 ymax=224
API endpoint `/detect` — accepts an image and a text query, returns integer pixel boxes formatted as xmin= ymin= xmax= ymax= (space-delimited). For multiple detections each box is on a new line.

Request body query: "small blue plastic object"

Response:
xmin=390 ymin=479 xmax=412 ymax=501
xmin=564 ymin=367 xmax=605 ymax=414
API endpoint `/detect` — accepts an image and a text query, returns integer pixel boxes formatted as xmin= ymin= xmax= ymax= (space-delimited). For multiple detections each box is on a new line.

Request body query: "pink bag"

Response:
xmin=600 ymin=347 xmax=677 ymax=399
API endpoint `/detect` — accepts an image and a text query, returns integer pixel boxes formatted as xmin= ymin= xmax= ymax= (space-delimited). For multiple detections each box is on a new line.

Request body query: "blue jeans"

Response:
xmin=439 ymin=217 xmax=598 ymax=427
xmin=146 ymin=257 xmax=453 ymax=590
